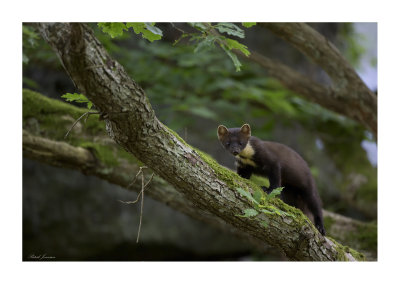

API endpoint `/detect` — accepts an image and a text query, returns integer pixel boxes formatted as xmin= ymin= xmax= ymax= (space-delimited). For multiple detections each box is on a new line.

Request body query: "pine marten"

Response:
xmin=217 ymin=124 xmax=326 ymax=235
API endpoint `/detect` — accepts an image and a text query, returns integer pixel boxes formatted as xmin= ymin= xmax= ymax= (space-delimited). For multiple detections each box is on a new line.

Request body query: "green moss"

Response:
xmin=23 ymin=89 xmax=82 ymax=119
xmin=23 ymin=88 xmax=143 ymax=168
xmin=79 ymin=141 xmax=119 ymax=166
xmin=164 ymin=125 xmax=191 ymax=148
xmin=23 ymin=88 xmax=106 ymax=140
xmin=327 ymin=237 xmax=366 ymax=261
xmin=347 ymin=246 xmax=366 ymax=261
xmin=196 ymin=149 xmax=258 ymax=191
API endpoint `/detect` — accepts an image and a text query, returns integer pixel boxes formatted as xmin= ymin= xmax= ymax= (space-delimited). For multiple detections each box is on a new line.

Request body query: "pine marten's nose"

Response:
xmin=233 ymin=150 xmax=239 ymax=156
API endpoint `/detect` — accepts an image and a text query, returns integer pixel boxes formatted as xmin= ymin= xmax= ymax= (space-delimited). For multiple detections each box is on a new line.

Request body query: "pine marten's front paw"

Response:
xmin=261 ymin=186 xmax=273 ymax=194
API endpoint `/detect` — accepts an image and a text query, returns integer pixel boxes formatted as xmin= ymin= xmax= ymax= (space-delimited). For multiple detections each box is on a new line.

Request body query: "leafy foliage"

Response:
xmin=235 ymin=186 xmax=294 ymax=220
xmin=61 ymin=93 xmax=93 ymax=109
xmin=177 ymin=22 xmax=251 ymax=71
xmin=98 ymin=22 xmax=162 ymax=42
xmin=23 ymin=25 xmax=39 ymax=64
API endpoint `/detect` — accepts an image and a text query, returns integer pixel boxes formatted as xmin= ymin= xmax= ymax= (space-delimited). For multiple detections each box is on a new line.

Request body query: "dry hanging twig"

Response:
xmin=118 ymin=166 xmax=155 ymax=243
xmin=64 ymin=111 xmax=100 ymax=139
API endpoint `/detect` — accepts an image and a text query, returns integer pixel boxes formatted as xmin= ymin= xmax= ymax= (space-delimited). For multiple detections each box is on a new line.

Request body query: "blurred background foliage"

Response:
xmin=23 ymin=23 xmax=377 ymax=260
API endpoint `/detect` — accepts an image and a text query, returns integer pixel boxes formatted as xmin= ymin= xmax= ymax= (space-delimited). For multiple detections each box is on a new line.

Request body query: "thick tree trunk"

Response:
xmin=34 ymin=23 xmax=364 ymax=261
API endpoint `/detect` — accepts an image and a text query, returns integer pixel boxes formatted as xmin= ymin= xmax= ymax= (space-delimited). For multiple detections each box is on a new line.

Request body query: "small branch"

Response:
xmin=137 ymin=168 xmax=145 ymax=243
xmin=64 ymin=111 xmax=100 ymax=139
xmin=118 ymin=170 xmax=154 ymax=204
xmin=118 ymin=166 xmax=155 ymax=243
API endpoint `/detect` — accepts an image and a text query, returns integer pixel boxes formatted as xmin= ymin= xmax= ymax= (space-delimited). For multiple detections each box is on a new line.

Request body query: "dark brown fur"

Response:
xmin=217 ymin=124 xmax=326 ymax=235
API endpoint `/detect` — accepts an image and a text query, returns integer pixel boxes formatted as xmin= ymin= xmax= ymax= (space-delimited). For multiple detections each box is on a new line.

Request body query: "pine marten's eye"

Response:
xmin=239 ymin=142 xmax=243 ymax=146
xmin=225 ymin=142 xmax=230 ymax=146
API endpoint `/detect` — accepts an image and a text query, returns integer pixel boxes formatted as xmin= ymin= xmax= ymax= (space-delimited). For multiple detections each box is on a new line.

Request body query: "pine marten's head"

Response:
xmin=217 ymin=124 xmax=251 ymax=156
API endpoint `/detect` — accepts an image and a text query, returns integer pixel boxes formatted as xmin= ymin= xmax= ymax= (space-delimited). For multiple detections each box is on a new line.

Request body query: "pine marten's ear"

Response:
xmin=217 ymin=125 xmax=228 ymax=140
xmin=240 ymin=124 xmax=251 ymax=137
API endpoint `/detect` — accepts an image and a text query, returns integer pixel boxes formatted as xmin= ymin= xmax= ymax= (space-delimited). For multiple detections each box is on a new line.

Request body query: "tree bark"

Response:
xmin=34 ymin=22 xmax=364 ymax=261
xmin=257 ymin=23 xmax=377 ymax=137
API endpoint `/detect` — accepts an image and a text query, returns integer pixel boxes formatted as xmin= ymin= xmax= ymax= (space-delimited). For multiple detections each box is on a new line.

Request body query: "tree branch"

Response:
xmin=34 ymin=23 xmax=364 ymax=261
xmin=256 ymin=23 xmax=377 ymax=137
xmin=22 ymin=123 xmax=377 ymax=259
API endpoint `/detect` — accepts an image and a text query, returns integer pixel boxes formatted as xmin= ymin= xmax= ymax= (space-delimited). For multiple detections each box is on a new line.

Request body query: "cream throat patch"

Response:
xmin=240 ymin=142 xmax=255 ymax=158
xmin=236 ymin=142 xmax=256 ymax=167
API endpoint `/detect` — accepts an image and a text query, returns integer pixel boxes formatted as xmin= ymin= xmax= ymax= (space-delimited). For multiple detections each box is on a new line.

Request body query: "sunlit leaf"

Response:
xmin=225 ymin=38 xmax=250 ymax=57
xmin=97 ymin=23 xmax=127 ymax=38
xmin=242 ymin=22 xmax=257 ymax=28
xmin=267 ymin=187 xmax=284 ymax=199
xmin=126 ymin=22 xmax=162 ymax=42
xmin=61 ymin=93 xmax=93 ymax=110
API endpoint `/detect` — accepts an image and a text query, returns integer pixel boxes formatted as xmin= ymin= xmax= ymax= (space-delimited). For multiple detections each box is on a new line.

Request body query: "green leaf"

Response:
xmin=242 ymin=22 xmax=257 ymax=28
xmin=61 ymin=93 xmax=93 ymax=110
xmin=23 ymin=26 xmax=39 ymax=46
xmin=98 ymin=22 xmax=163 ymax=42
xmin=225 ymin=38 xmax=250 ymax=57
xmin=221 ymin=46 xmax=242 ymax=72
xmin=127 ymin=22 xmax=163 ymax=42
xmin=236 ymin=208 xmax=259 ymax=218
xmin=144 ymin=23 xmax=163 ymax=36
xmin=97 ymin=23 xmax=127 ymax=38
xmin=193 ymin=36 xmax=218 ymax=53
xmin=267 ymin=187 xmax=284 ymax=199
xmin=235 ymin=187 xmax=258 ymax=204
xmin=189 ymin=22 xmax=209 ymax=31
xmin=214 ymin=23 xmax=245 ymax=38
xmin=253 ymin=190 xmax=263 ymax=204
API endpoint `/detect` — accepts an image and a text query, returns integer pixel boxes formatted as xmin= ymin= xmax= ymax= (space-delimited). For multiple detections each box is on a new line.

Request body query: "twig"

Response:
xmin=64 ymin=111 xmax=100 ymax=139
xmin=118 ymin=172 xmax=154 ymax=205
xmin=170 ymin=22 xmax=187 ymax=34
xmin=118 ymin=166 xmax=155 ymax=243
xmin=137 ymin=169 xmax=145 ymax=243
